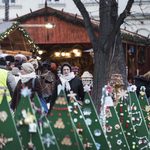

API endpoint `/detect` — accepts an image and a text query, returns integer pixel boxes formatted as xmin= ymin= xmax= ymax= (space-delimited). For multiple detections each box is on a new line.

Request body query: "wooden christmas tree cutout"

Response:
xmin=82 ymin=92 xmax=110 ymax=150
xmin=48 ymin=90 xmax=85 ymax=150
xmin=116 ymin=89 xmax=140 ymax=150
xmin=14 ymin=92 xmax=45 ymax=150
xmin=0 ymin=94 xmax=22 ymax=150
xmin=33 ymin=93 xmax=60 ymax=150
xmin=128 ymin=85 xmax=149 ymax=150
xmin=67 ymin=91 xmax=98 ymax=150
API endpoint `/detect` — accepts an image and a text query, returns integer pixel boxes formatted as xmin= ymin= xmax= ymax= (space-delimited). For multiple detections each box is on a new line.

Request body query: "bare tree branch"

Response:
xmin=73 ymin=0 xmax=98 ymax=47
xmin=106 ymin=0 xmax=134 ymax=50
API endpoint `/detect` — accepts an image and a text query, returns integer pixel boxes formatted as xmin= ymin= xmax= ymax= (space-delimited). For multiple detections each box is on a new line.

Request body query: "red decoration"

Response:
xmin=74 ymin=143 xmax=77 ymax=146
xmin=126 ymin=120 xmax=130 ymax=128
xmin=50 ymin=113 xmax=53 ymax=116
xmin=67 ymin=114 xmax=70 ymax=117
xmin=70 ymin=129 xmax=74 ymax=132
xmin=58 ymin=113 xmax=61 ymax=116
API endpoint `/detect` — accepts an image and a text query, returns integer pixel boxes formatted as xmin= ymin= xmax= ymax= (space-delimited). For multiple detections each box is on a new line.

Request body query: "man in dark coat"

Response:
xmin=49 ymin=62 xmax=85 ymax=112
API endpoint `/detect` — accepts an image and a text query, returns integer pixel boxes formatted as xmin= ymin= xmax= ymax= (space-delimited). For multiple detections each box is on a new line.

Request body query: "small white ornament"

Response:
xmin=68 ymin=106 xmax=73 ymax=112
xmin=43 ymin=122 xmax=49 ymax=128
xmin=117 ymin=89 xmax=128 ymax=100
xmin=83 ymin=108 xmax=92 ymax=116
xmin=0 ymin=111 xmax=8 ymax=122
xmin=85 ymin=118 xmax=92 ymax=125
xmin=21 ymin=109 xmax=26 ymax=118
xmin=73 ymin=102 xmax=78 ymax=106
xmin=74 ymin=118 xmax=78 ymax=122
xmin=130 ymin=85 xmax=137 ymax=92
xmin=95 ymin=119 xmax=98 ymax=122
xmin=85 ymin=99 xmax=90 ymax=104
xmin=42 ymin=134 xmax=55 ymax=148
xmin=21 ymin=87 xmax=31 ymax=97
xmin=94 ymin=129 xmax=101 ymax=136
xmin=84 ymin=85 xmax=91 ymax=92
xmin=79 ymin=115 xmax=83 ymax=119
xmin=29 ymin=123 xmax=37 ymax=133
xmin=117 ymin=139 xmax=122 ymax=145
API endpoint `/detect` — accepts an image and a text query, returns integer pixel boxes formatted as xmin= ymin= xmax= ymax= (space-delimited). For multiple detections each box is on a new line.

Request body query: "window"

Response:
xmin=47 ymin=0 xmax=60 ymax=2
xmin=2 ymin=0 xmax=16 ymax=4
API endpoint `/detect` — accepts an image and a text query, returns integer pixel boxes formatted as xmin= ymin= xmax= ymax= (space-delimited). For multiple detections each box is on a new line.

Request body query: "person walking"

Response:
xmin=10 ymin=63 xmax=43 ymax=111
xmin=49 ymin=62 xmax=85 ymax=112
xmin=0 ymin=57 xmax=16 ymax=104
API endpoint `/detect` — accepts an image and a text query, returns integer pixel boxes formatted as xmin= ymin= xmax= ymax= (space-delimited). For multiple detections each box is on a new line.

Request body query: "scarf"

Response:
xmin=59 ymin=72 xmax=75 ymax=91
xmin=20 ymin=72 xmax=36 ymax=84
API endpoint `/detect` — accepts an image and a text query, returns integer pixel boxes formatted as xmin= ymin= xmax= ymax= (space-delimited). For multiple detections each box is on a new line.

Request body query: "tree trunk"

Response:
xmin=73 ymin=0 xmax=134 ymax=113
xmin=92 ymin=48 xmax=109 ymax=114
xmin=107 ymin=31 xmax=128 ymax=88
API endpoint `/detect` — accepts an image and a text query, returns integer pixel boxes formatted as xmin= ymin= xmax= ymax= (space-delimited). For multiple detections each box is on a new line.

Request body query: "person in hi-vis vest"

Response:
xmin=0 ymin=57 xmax=16 ymax=104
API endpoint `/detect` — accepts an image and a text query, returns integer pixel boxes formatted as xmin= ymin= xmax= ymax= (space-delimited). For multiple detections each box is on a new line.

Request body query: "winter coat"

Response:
xmin=40 ymin=70 xmax=54 ymax=96
xmin=134 ymin=75 xmax=150 ymax=98
xmin=49 ymin=76 xmax=85 ymax=110
xmin=10 ymin=78 xmax=42 ymax=110
xmin=0 ymin=65 xmax=16 ymax=98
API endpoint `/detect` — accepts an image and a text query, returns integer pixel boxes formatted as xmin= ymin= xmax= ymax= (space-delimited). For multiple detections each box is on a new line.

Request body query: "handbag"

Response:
xmin=32 ymin=78 xmax=48 ymax=113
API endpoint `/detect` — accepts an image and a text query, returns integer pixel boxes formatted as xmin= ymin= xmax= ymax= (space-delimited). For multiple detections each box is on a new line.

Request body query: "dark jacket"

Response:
xmin=11 ymin=78 xmax=42 ymax=110
xmin=50 ymin=76 xmax=85 ymax=110
xmin=134 ymin=75 xmax=150 ymax=98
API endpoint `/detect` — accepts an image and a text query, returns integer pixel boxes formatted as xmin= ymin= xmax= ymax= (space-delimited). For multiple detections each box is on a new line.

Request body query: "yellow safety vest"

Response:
xmin=0 ymin=68 xmax=11 ymax=103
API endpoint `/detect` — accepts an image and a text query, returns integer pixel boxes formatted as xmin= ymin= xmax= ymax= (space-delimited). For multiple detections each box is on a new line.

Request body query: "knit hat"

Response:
xmin=61 ymin=62 xmax=72 ymax=74
xmin=43 ymin=59 xmax=51 ymax=67
xmin=5 ymin=55 xmax=14 ymax=62
xmin=21 ymin=63 xmax=35 ymax=73
xmin=29 ymin=58 xmax=38 ymax=69
xmin=14 ymin=55 xmax=22 ymax=63
xmin=15 ymin=54 xmax=27 ymax=63
xmin=11 ymin=67 xmax=20 ymax=76
xmin=0 ymin=57 xmax=7 ymax=66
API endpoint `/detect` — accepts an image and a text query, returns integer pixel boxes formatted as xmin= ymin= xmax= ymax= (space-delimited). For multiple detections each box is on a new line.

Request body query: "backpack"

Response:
xmin=32 ymin=78 xmax=48 ymax=113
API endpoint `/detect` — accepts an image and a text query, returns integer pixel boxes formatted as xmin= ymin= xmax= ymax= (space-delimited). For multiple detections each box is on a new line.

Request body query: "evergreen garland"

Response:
xmin=121 ymin=32 xmax=150 ymax=45
xmin=0 ymin=21 xmax=39 ymax=52
xmin=0 ymin=21 xmax=19 ymax=42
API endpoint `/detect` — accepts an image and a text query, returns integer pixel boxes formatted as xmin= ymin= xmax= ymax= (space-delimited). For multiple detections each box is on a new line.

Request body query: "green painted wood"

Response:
xmin=68 ymin=98 xmax=98 ymax=150
xmin=116 ymin=97 xmax=140 ymax=150
xmin=33 ymin=93 xmax=60 ymax=150
xmin=105 ymin=106 xmax=130 ymax=150
xmin=81 ymin=92 xmax=110 ymax=150
xmin=128 ymin=90 xmax=149 ymax=149
xmin=14 ymin=95 xmax=45 ymax=150
xmin=137 ymin=87 xmax=149 ymax=130
xmin=48 ymin=90 xmax=85 ymax=150
xmin=0 ymin=94 xmax=22 ymax=150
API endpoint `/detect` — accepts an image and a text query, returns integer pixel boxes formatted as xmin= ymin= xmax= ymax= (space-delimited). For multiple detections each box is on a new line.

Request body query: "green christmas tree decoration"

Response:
xmin=67 ymin=91 xmax=98 ymax=150
xmin=32 ymin=93 xmax=60 ymax=150
xmin=82 ymin=92 xmax=110 ymax=150
xmin=137 ymin=86 xmax=150 ymax=129
xmin=14 ymin=87 xmax=45 ymax=150
xmin=128 ymin=85 xmax=149 ymax=150
xmin=48 ymin=90 xmax=85 ymax=150
xmin=0 ymin=94 xmax=22 ymax=150
xmin=101 ymin=93 xmax=130 ymax=150
xmin=116 ymin=89 xmax=140 ymax=150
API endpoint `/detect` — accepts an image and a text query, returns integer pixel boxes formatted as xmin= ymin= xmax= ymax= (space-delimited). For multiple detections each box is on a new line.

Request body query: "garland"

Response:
xmin=0 ymin=21 xmax=19 ymax=42
xmin=14 ymin=11 xmax=150 ymax=44
xmin=0 ymin=21 xmax=39 ymax=53
xmin=121 ymin=32 xmax=150 ymax=44
xmin=18 ymin=27 xmax=40 ymax=52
